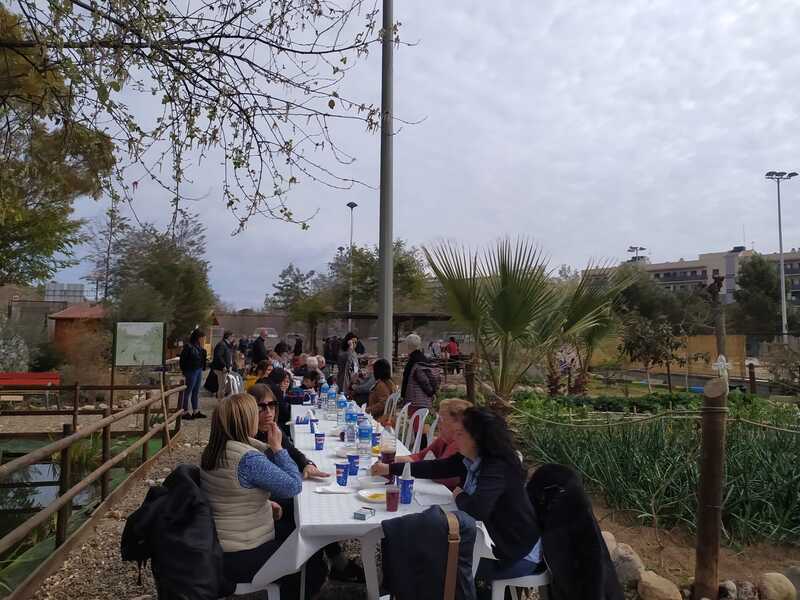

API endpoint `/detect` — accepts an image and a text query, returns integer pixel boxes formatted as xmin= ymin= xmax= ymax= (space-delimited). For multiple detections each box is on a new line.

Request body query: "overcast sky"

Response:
xmin=60 ymin=0 xmax=800 ymax=308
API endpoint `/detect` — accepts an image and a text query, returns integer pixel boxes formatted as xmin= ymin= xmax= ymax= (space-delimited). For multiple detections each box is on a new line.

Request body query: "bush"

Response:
xmin=30 ymin=341 xmax=64 ymax=372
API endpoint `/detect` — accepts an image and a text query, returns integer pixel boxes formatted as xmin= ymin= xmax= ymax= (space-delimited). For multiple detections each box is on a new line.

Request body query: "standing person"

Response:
xmin=446 ymin=336 xmax=461 ymax=374
xmin=179 ymin=329 xmax=207 ymax=420
xmin=211 ymin=331 xmax=236 ymax=400
xmin=373 ymin=407 xmax=543 ymax=598
xmin=336 ymin=333 xmax=359 ymax=396
xmin=401 ymin=334 xmax=441 ymax=414
xmin=252 ymin=329 xmax=269 ymax=365
xmin=365 ymin=358 xmax=396 ymax=422
xmin=274 ymin=338 xmax=289 ymax=356
xmin=199 ymin=393 xmax=303 ymax=593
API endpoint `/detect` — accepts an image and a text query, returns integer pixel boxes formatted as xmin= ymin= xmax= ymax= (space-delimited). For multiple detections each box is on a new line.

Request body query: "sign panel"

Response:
xmin=114 ymin=322 xmax=165 ymax=367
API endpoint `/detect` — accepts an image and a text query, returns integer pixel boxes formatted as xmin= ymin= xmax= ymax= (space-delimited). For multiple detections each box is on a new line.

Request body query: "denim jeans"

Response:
xmin=183 ymin=369 xmax=203 ymax=411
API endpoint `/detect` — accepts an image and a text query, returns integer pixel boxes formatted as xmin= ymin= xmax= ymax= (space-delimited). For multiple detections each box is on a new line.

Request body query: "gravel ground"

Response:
xmin=30 ymin=394 xmax=369 ymax=600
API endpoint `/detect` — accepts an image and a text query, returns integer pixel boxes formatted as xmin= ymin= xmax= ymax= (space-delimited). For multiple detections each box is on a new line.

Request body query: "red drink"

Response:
xmin=385 ymin=485 xmax=400 ymax=512
xmin=380 ymin=450 xmax=396 ymax=465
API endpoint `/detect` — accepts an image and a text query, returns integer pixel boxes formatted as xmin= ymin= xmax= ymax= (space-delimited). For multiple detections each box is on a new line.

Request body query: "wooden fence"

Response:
xmin=0 ymin=383 xmax=186 ymax=600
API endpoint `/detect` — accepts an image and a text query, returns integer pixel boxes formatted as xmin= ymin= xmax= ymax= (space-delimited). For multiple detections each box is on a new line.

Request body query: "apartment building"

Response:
xmin=631 ymin=246 xmax=800 ymax=303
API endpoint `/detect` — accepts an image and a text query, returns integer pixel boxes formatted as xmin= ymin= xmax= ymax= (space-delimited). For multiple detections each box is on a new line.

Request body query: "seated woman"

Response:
xmin=364 ymin=358 xmax=396 ymax=422
xmin=252 ymin=359 xmax=273 ymax=384
xmin=199 ymin=393 xmax=302 ymax=588
xmin=264 ymin=367 xmax=292 ymax=438
xmin=392 ymin=398 xmax=470 ymax=489
xmin=372 ymin=407 xmax=543 ymax=594
xmin=250 ymin=385 xmax=365 ymax=583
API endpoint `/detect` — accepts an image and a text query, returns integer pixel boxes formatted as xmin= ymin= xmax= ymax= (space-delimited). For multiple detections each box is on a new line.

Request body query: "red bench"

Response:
xmin=0 ymin=372 xmax=61 ymax=407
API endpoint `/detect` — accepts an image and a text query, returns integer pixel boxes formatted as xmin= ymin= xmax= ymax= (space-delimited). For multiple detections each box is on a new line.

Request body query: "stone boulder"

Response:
xmin=759 ymin=572 xmax=797 ymax=600
xmin=612 ymin=543 xmax=645 ymax=588
xmin=718 ymin=580 xmax=737 ymax=600
xmin=735 ymin=580 xmax=759 ymax=600
xmin=637 ymin=570 xmax=682 ymax=600
xmin=785 ymin=566 xmax=800 ymax=597
xmin=602 ymin=530 xmax=617 ymax=555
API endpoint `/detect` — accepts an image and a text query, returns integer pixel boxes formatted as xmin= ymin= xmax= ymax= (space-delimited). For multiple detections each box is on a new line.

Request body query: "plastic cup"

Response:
xmin=314 ymin=433 xmax=325 ymax=451
xmin=346 ymin=453 xmax=360 ymax=476
xmin=335 ymin=463 xmax=350 ymax=487
xmin=399 ymin=477 xmax=414 ymax=504
xmin=371 ymin=432 xmax=381 ymax=448
xmin=310 ymin=418 xmax=319 ymax=434
xmin=386 ymin=485 xmax=400 ymax=512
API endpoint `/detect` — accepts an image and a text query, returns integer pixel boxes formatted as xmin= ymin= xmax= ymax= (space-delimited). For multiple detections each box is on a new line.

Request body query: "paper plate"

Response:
xmin=354 ymin=476 xmax=387 ymax=490
xmin=335 ymin=446 xmax=358 ymax=458
xmin=358 ymin=488 xmax=387 ymax=504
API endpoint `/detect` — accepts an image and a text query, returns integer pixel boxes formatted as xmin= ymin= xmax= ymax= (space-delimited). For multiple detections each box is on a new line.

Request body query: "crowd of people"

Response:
xmin=173 ymin=328 xmax=613 ymax=600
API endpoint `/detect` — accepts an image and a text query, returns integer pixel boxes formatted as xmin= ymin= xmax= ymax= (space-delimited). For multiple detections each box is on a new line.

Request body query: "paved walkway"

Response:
xmin=31 ymin=393 xmax=366 ymax=600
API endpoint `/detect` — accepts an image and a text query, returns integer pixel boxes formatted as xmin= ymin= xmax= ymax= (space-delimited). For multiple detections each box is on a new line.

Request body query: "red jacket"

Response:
xmin=408 ymin=437 xmax=460 ymax=490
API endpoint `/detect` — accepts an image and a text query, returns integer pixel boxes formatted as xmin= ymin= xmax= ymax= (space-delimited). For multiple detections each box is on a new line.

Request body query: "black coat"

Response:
xmin=527 ymin=464 xmax=624 ymax=600
xmin=211 ymin=340 xmax=234 ymax=371
xmin=179 ymin=343 xmax=207 ymax=373
xmin=121 ymin=464 xmax=233 ymax=600
xmin=391 ymin=454 xmax=540 ymax=563
xmin=252 ymin=337 xmax=269 ymax=364
xmin=382 ymin=506 xmax=477 ymax=600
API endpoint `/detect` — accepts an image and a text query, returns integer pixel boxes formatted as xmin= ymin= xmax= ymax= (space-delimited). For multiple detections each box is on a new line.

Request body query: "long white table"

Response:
xmin=235 ymin=405 xmax=462 ymax=599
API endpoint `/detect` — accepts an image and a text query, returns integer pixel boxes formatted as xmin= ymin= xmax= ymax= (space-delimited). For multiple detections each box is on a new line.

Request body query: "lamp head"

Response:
xmin=346 ymin=201 xmax=358 ymax=210
xmin=789 ymin=172 xmax=798 ymax=179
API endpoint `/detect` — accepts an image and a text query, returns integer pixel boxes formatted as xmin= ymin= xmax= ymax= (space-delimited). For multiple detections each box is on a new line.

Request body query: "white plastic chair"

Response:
xmin=404 ymin=408 xmax=429 ymax=453
xmin=228 ymin=583 xmax=280 ymax=600
xmin=427 ymin=414 xmax=440 ymax=443
xmin=384 ymin=391 xmax=401 ymax=421
xmin=491 ymin=572 xmax=550 ymax=600
xmin=394 ymin=403 xmax=410 ymax=442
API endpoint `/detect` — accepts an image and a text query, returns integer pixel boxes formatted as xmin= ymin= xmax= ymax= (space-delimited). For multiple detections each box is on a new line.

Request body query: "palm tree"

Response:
xmin=424 ymin=238 xmax=606 ymax=411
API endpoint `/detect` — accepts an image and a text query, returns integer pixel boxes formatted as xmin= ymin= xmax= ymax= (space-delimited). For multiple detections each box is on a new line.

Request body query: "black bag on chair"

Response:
xmin=121 ymin=464 xmax=233 ymax=600
xmin=203 ymin=370 xmax=218 ymax=394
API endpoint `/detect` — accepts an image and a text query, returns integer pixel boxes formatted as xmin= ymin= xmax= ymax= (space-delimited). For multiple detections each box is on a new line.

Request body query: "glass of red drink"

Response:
xmin=385 ymin=485 xmax=400 ymax=512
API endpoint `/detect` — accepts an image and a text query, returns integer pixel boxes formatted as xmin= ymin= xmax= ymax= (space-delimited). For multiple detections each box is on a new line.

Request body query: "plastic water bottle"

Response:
xmin=345 ymin=403 xmax=358 ymax=445
xmin=357 ymin=415 xmax=373 ymax=467
xmin=336 ymin=393 xmax=348 ymax=426
xmin=326 ymin=389 xmax=337 ymax=421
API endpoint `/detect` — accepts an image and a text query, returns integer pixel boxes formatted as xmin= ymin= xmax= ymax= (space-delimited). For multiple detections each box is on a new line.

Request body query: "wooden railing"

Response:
xmin=0 ymin=385 xmax=186 ymax=597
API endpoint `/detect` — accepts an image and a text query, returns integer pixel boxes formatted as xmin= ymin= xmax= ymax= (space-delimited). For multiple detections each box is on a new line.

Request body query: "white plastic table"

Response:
xmin=235 ymin=405 xmax=460 ymax=599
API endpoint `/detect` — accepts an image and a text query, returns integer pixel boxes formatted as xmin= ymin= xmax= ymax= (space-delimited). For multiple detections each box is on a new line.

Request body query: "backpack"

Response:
xmin=121 ymin=464 xmax=233 ymax=599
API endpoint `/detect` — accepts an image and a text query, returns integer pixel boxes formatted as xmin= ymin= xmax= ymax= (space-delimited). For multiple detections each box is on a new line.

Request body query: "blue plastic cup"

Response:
xmin=335 ymin=462 xmax=350 ymax=486
xmin=399 ymin=477 xmax=414 ymax=504
xmin=314 ymin=433 xmax=325 ymax=451
xmin=371 ymin=432 xmax=381 ymax=448
xmin=310 ymin=419 xmax=319 ymax=434
xmin=346 ymin=453 xmax=360 ymax=476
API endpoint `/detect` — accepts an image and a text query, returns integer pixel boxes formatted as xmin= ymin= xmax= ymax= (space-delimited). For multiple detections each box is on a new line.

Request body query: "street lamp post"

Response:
xmin=346 ymin=202 xmax=358 ymax=332
xmin=627 ymin=245 xmax=646 ymax=262
xmin=765 ymin=171 xmax=797 ymax=344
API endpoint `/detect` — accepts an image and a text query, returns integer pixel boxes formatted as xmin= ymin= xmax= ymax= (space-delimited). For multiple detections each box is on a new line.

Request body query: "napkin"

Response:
xmin=314 ymin=485 xmax=354 ymax=494
xmin=413 ymin=479 xmax=455 ymax=506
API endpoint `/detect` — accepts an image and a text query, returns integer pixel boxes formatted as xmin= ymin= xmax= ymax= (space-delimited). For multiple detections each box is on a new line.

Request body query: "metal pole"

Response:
xmin=777 ymin=179 xmax=789 ymax=344
xmin=348 ymin=204 xmax=355 ymax=333
xmin=377 ymin=0 xmax=394 ymax=361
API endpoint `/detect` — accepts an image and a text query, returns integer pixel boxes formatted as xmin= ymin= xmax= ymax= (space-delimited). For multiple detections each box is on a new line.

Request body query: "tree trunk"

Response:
xmin=645 ymin=365 xmax=652 ymax=393
xmin=666 ymin=360 xmax=673 ymax=393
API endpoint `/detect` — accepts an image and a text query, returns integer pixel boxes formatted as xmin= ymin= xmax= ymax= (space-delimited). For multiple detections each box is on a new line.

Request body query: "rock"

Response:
xmin=736 ymin=580 xmax=759 ymax=600
xmin=106 ymin=510 xmax=123 ymax=520
xmin=785 ymin=567 xmax=800 ymax=596
xmin=612 ymin=543 xmax=645 ymax=588
xmin=719 ymin=580 xmax=737 ymax=600
xmin=637 ymin=570 xmax=682 ymax=600
xmin=602 ymin=530 xmax=617 ymax=554
xmin=758 ymin=572 xmax=797 ymax=600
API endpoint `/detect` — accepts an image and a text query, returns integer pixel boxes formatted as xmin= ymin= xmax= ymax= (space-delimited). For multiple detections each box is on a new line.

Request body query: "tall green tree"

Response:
xmin=265 ymin=264 xmax=316 ymax=311
xmin=729 ymin=253 xmax=790 ymax=338
xmin=0 ymin=7 xmax=115 ymax=285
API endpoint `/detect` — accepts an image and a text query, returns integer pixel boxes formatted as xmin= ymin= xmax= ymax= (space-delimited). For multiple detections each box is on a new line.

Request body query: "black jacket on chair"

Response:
xmin=121 ymin=464 xmax=233 ymax=600
xmin=382 ymin=506 xmax=477 ymax=600
xmin=526 ymin=464 xmax=624 ymax=600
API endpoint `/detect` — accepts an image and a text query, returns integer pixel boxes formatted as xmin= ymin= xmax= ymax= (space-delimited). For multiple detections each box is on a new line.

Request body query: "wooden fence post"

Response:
xmin=100 ymin=407 xmax=111 ymax=500
xmin=748 ymin=363 xmax=757 ymax=395
xmin=55 ymin=424 xmax=73 ymax=547
xmin=72 ymin=383 xmax=80 ymax=432
xmin=465 ymin=358 xmax=476 ymax=404
xmin=141 ymin=403 xmax=151 ymax=465
xmin=693 ymin=378 xmax=729 ymax=600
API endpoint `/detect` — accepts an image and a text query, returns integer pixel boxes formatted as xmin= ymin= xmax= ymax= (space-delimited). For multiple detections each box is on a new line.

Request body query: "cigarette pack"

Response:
xmin=353 ymin=507 xmax=376 ymax=521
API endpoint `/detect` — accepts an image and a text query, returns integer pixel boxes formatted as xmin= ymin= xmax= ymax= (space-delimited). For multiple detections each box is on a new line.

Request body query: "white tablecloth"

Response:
xmin=235 ymin=405 xmax=466 ymax=598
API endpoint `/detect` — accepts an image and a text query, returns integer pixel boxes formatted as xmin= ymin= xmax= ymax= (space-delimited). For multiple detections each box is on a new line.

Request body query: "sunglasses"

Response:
xmin=258 ymin=401 xmax=278 ymax=412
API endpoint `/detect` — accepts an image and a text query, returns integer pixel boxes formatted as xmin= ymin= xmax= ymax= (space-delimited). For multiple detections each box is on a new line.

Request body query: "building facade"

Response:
xmin=630 ymin=246 xmax=800 ymax=303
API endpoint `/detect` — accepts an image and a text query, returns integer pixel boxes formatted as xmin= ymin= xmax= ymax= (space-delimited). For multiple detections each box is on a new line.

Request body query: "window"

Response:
xmin=654 ymin=273 xmax=660 ymax=279
xmin=691 ymin=270 xmax=697 ymax=277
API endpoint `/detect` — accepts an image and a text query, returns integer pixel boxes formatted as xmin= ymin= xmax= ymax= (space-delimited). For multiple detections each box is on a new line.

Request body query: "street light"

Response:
xmin=346 ymin=201 xmax=358 ymax=332
xmin=765 ymin=170 xmax=798 ymax=344
xmin=627 ymin=245 xmax=646 ymax=262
